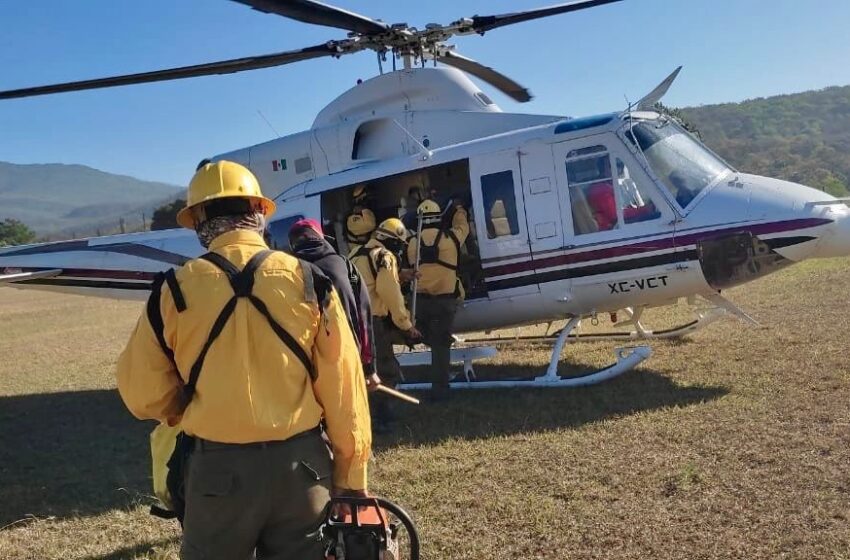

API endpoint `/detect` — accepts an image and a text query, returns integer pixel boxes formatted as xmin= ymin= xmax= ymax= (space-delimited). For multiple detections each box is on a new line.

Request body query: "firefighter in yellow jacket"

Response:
xmin=345 ymin=185 xmax=376 ymax=253
xmin=116 ymin=161 xmax=371 ymax=560
xmin=351 ymin=218 xmax=420 ymax=430
xmin=407 ymin=199 xmax=470 ymax=400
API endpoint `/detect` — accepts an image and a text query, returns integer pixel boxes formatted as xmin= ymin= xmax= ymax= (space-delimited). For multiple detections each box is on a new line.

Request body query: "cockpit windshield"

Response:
xmin=626 ymin=118 xmax=732 ymax=209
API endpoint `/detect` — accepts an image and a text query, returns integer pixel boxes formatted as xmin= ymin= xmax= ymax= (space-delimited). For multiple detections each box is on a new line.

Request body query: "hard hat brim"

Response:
xmin=176 ymin=195 xmax=276 ymax=230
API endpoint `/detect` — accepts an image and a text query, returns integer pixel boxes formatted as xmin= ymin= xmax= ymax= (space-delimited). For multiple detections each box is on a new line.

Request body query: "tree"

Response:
xmin=0 ymin=218 xmax=37 ymax=247
xmin=654 ymin=102 xmax=702 ymax=137
xmin=150 ymin=198 xmax=185 ymax=231
xmin=816 ymin=175 xmax=850 ymax=197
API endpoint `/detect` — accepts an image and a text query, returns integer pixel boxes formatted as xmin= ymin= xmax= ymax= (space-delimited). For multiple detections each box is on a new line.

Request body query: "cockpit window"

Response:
xmin=626 ymin=119 xmax=731 ymax=209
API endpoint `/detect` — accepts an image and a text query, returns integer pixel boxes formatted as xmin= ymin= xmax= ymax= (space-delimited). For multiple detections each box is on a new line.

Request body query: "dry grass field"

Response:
xmin=1 ymin=258 xmax=849 ymax=559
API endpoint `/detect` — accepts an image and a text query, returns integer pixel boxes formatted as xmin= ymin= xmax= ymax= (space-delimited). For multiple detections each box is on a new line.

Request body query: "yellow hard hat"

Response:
xmin=375 ymin=217 xmax=408 ymax=243
xmin=346 ymin=208 xmax=376 ymax=237
xmin=176 ymin=161 xmax=276 ymax=230
xmin=417 ymin=199 xmax=441 ymax=215
xmin=353 ymin=184 xmax=368 ymax=203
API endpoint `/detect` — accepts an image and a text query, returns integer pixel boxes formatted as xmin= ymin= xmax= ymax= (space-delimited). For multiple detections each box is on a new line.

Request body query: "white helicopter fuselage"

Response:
xmin=1 ymin=68 xmax=848 ymax=336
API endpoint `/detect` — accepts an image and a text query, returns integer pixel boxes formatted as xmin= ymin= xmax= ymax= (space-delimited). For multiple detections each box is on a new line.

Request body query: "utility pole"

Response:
xmin=141 ymin=212 xmax=147 ymax=231
xmin=119 ymin=217 xmax=126 ymax=234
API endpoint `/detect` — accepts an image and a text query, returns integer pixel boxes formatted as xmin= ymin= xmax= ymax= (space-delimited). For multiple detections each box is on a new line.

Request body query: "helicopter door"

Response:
xmin=553 ymin=138 xmax=670 ymax=246
xmin=519 ymin=141 xmax=564 ymax=254
xmin=469 ymin=149 xmax=537 ymax=298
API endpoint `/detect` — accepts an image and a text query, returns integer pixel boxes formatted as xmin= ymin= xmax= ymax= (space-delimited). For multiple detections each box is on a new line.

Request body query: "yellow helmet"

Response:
xmin=176 ymin=161 xmax=276 ymax=230
xmin=375 ymin=218 xmax=408 ymax=243
xmin=352 ymin=184 xmax=368 ymax=203
xmin=417 ymin=199 xmax=441 ymax=215
xmin=346 ymin=208 xmax=376 ymax=237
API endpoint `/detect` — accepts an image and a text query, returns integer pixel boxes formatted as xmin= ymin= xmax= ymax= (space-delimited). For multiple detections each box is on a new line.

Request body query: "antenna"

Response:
xmin=256 ymin=109 xmax=281 ymax=138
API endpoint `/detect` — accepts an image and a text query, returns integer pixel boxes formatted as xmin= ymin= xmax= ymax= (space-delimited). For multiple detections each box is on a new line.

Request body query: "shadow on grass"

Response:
xmin=378 ymin=365 xmax=729 ymax=448
xmin=81 ymin=537 xmax=178 ymax=560
xmin=0 ymin=366 xmax=727 ymax=526
xmin=0 ymin=389 xmax=152 ymax=526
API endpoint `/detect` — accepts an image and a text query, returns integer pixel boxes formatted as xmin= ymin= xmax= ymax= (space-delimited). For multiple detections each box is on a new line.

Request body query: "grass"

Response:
xmin=1 ymin=258 xmax=849 ymax=559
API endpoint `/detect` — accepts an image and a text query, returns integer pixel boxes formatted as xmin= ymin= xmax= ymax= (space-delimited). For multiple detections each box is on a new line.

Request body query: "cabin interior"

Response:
xmin=319 ymin=159 xmax=488 ymax=300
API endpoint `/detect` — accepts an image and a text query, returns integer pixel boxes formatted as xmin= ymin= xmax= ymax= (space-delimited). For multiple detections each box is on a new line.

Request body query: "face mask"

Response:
xmin=197 ymin=212 xmax=265 ymax=248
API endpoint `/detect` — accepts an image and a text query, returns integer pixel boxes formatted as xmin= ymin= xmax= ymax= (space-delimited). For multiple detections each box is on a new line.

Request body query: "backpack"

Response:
xmin=415 ymin=228 xmax=461 ymax=271
xmin=146 ymin=250 xmax=328 ymax=523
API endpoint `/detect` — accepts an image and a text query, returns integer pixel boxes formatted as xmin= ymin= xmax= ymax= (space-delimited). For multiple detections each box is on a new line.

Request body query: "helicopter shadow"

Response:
xmin=376 ymin=364 xmax=729 ymax=449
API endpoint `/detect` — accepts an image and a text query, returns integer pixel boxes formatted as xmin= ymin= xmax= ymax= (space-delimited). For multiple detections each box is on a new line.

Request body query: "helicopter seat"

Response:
xmin=570 ymin=186 xmax=599 ymax=235
xmin=489 ymin=199 xmax=513 ymax=237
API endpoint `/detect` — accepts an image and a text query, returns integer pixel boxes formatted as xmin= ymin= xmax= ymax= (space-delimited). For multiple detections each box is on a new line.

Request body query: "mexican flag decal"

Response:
xmin=272 ymin=158 xmax=287 ymax=172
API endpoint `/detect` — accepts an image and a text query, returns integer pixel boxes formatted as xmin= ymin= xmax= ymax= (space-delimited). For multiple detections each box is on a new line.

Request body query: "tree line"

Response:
xmin=679 ymin=85 xmax=850 ymax=197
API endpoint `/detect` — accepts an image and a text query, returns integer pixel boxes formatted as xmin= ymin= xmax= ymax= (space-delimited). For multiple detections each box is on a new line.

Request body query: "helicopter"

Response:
xmin=1 ymin=0 xmax=849 ymax=390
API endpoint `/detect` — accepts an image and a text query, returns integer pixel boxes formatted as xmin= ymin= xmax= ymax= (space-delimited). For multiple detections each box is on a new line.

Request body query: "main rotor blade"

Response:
xmin=471 ymin=0 xmax=624 ymax=33
xmin=233 ymin=0 xmax=389 ymax=35
xmin=437 ymin=51 xmax=532 ymax=103
xmin=0 ymin=43 xmax=340 ymax=100
xmin=636 ymin=66 xmax=683 ymax=110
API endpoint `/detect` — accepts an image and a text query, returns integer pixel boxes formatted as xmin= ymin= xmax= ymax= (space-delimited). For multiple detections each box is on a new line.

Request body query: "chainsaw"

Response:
xmin=322 ymin=496 xmax=419 ymax=560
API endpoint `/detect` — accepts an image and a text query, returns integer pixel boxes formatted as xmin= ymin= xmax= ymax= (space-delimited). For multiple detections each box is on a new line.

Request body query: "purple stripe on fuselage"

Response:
xmin=0 ymin=240 xmax=190 ymax=266
xmin=484 ymin=218 xmax=832 ymax=278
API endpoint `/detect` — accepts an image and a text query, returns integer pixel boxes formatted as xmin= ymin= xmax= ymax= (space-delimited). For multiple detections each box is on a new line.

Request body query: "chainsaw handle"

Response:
xmin=376 ymin=497 xmax=420 ymax=560
xmin=326 ymin=496 xmax=420 ymax=560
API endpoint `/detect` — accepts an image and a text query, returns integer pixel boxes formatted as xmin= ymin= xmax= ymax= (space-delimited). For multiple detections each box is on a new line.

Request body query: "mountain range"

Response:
xmin=0 ymin=162 xmax=181 ymax=237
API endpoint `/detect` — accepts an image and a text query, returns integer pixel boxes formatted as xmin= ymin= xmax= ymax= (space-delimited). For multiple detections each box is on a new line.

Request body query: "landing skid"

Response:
xmin=398 ymin=317 xmax=651 ymax=391
xmin=462 ymin=305 xmax=726 ymax=346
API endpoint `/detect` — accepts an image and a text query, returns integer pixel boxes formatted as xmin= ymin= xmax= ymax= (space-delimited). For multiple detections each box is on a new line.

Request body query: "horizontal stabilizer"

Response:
xmin=0 ymin=269 xmax=63 ymax=283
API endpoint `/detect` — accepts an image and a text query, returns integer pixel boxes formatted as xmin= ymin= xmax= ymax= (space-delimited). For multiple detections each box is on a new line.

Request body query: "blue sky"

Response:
xmin=1 ymin=0 xmax=849 ymax=186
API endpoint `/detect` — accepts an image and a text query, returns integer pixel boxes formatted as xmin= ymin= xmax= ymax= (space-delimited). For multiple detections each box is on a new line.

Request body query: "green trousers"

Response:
xmin=371 ymin=317 xmax=407 ymax=426
xmin=416 ymin=295 xmax=458 ymax=394
xmin=180 ymin=428 xmax=331 ymax=560
xmin=372 ymin=317 xmax=405 ymax=389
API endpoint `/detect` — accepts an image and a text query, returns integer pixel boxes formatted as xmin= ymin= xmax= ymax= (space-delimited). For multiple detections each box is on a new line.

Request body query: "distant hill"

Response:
xmin=0 ymin=162 xmax=182 ymax=237
xmin=678 ymin=85 xmax=850 ymax=197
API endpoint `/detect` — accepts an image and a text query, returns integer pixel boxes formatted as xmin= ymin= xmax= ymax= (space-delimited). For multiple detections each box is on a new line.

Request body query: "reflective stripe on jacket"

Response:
xmin=351 ymin=239 xmax=412 ymax=331
xmin=408 ymin=207 xmax=470 ymax=298
xmin=116 ymin=229 xmax=371 ymax=490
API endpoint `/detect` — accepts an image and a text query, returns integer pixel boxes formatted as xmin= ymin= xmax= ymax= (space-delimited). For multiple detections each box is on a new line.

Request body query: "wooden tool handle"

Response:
xmin=376 ymin=384 xmax=420 ymax=405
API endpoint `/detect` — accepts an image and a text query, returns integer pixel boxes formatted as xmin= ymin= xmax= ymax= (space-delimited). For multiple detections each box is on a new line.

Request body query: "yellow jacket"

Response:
xmin=116 ymin=230 xmax=371 ymax=490
xmin=408 ymin=207 xmax=470 ymax=298
xmin=351 ymin=239 xmax=413 ymax=331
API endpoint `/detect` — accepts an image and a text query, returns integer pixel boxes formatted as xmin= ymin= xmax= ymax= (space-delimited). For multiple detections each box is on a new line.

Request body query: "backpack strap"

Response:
xmin=146 ymin=269 xmax=188 ymax=367
xmin=343 ymin=256 xmax=363 ymax=304
xmin=163 ymin=269 xmax=187 ymax=312
xmin=183 ymin=250 xmax=315 ymax=403
xmin=146 ymin=273 xmax=176 ymax=367
xmin=299 ymin=259 xmax=316 ymax=305
xmin=353 ymin=245 xmax=381 ymax=281
xmin=200 ymin=251 xmax=242 ymax=286
xmin=420 ymin=228 xmax=459 ymax=271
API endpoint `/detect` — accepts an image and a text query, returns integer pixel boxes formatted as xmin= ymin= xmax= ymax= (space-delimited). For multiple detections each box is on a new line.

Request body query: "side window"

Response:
xmin=481 ymin=170 xmax=519 ymax=238
xmin=565 ymin=146 xmax=617 ymax=235
xmin=616 ymin=158 xmax=661 ymax=225
xmin=265 ymin=215 xmax=304 ymax=252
